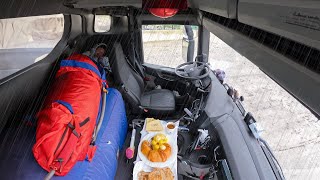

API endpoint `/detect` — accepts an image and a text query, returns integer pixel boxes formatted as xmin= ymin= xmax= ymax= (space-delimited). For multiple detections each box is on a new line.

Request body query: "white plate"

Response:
xmin=133 ymin=161 xmax=177 ymax=180
xmin=133 ymin=161 xmax=153 ymax=180
xmin=137 ymin=133 xmax=177 ymax=168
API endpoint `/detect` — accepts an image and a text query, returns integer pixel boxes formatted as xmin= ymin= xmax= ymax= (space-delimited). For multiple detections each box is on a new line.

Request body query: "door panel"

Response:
xmin=143 ymin=63 xmax=178 ymax=87
xmin=0 ymin=63 xmax=55 ymax=133
xmin=143 ymin=63 xmax=190 ymax=96
xmin=144 ymin=63 xmax=177 ymax=81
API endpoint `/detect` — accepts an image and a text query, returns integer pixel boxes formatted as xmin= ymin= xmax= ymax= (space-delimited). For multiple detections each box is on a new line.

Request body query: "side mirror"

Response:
xmin=182 ymin=37 xmax=189 ymax=61
xmin=182 ymin=25 xmax=195 ymax=62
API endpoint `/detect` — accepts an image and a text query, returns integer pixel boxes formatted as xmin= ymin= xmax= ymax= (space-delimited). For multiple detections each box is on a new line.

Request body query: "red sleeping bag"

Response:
xmin=33 ymin=54 xmax=104 ymax=176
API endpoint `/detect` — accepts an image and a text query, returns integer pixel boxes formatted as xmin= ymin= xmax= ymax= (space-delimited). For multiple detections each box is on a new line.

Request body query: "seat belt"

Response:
xmin=128 ymin=10 xmax=145 ymax=80
xmin=125 ymin=56 xmax=144 ymax=79
xmin=126 ymin=45 xmax=145 ymax=79
xmin=133 ymin=47 xmax=145 ymax=78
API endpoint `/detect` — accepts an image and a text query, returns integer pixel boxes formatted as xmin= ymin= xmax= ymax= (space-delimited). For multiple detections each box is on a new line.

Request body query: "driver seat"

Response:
xmin=110 ymin=43 xmax=175 ymax=115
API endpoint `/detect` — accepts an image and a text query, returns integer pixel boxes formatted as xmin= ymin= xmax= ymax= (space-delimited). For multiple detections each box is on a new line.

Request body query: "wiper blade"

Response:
xmin=244 ymin=112 xmax=285 ymax=180
xmin=259 ymin=138 xmax=286 ymax=180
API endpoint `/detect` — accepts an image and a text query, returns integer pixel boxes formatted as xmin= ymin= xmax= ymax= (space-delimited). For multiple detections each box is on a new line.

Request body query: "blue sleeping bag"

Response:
xmin=0 ymin=88 xmax=127 ymax=179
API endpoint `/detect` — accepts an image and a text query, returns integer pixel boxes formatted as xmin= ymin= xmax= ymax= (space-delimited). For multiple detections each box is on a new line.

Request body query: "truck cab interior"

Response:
xmin=0 ymin=0 xmax=319 ymax=180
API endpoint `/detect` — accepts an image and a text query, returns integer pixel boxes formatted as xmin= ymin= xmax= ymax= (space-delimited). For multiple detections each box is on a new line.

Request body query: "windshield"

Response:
xmin=142 ymin=24 xmax=198 ymax=67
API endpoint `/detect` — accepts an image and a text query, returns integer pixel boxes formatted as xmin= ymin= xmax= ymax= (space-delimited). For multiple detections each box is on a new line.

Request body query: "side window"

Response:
xmin=142 ymin=24 xmax=198 ymax=68
xmin=0 ymin=14 xmax=64 ymax=80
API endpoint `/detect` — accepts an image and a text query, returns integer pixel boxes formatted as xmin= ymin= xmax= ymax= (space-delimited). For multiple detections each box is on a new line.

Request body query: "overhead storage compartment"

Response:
xmin=194 ymin=0 xmax=238 ymax=19
xmin=238 ymin=0 xmax=320 ymax=50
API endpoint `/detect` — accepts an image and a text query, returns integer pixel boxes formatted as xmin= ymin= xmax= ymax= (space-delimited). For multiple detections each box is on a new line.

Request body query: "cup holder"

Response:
xmin=198 ymin=155 xmax=211 ymax=165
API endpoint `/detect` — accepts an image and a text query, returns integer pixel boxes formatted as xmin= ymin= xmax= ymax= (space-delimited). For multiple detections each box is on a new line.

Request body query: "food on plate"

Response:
xmin=141 ymin=141 xmax=152 ymax=157
xmin=138 ymin=167 xmax=174 ymax=180
xmin=161 ymin=143 xmax=171 ymax=158
xmin=146 ymin=118 xmax=163 ymax=132
xmin=140 ymin=134 xmax=171 ymax=162
xmin=150 ymin=168 xmax=174 ymax=180
xmin=148 ymin=168 xmax=163 ymax=180
xmin=138 ymin=171 xmax=149 ymax=180
xmin=159 ymin=145 xmax=166 ymax=150
xmin=148 ymin=150 xmax=164 ymax=162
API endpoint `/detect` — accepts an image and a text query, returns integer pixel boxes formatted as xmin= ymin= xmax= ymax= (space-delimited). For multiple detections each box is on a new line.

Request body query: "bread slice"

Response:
xmin=146 ymin=118 xmax=163 ymax=132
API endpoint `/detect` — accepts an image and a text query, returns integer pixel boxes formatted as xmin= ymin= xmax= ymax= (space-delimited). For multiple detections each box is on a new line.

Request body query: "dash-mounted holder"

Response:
xmin=244 ymin=112 xmax=260 ymax=140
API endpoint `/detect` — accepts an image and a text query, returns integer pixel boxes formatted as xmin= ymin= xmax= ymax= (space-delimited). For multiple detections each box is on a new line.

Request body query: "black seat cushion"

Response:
xmin=110 ymin=42 xmax=175 ymax=115
xmin=111 ymin=43 xmax=144 ymax=106
xmin=141 ymin=89 xmax=175 ymax=114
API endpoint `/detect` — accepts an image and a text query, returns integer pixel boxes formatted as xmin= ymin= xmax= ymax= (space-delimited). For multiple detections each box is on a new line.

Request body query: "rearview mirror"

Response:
xmin=94 ymin=15 xmax=111 ymax=33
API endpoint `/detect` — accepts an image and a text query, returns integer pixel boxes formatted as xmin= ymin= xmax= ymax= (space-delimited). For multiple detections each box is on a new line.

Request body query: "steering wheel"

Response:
xmin=175 ymin=61 xmax=210 ymax=79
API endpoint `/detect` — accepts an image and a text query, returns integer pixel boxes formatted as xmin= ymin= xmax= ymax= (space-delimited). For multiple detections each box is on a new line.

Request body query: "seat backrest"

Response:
xmin=111 ymin=43 xmax=144 ymax=106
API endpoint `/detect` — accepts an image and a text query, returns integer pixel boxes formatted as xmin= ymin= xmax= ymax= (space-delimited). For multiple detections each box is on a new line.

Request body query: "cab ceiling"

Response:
xmin=0 ymin=0 xmax=230 ymax=19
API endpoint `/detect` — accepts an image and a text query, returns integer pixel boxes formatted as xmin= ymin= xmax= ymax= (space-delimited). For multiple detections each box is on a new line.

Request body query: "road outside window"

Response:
xmin=0 ymin=14 xmax=64 ymax=79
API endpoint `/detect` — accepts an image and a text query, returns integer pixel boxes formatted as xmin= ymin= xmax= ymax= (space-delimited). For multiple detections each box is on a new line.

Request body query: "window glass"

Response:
xmin=94 ymin=15 xmax=111 ymax=33
xmin=208 ymin=32 xmax=319 ymax=179
xmin=142 ymin=24 xmax=198 ymax=68
xmin=0 ymin=14 xmax=64 ymax=79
